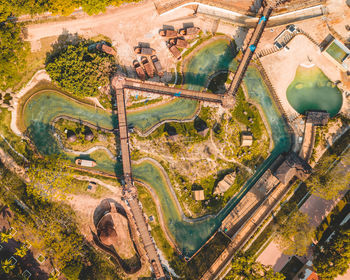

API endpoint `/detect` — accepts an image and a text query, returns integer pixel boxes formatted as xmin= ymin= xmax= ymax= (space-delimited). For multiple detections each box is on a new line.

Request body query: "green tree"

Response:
xmin=225 ymin=252 xmax=285 ymax=280
xmin=14 ymin=243 xmax=29 ymax=258
xmin=1 ymin=259 xmax=15 ymax=274
xmin=275 ymin=210 xmax=315 ymax=256
xmin=0 ymin=21 xmax=29 ymax=90
xmin=308 ymin=154 xmax=350 ymax=200
xmin=45 ymin=40 xmax=116 ymax=97
xmin=27 ymin=155 xmax=73 ymax=201
xmin=36 ymin=203 xmax=84 ymax=268
xmin=313 ymin=226 xmax=350 ymax=280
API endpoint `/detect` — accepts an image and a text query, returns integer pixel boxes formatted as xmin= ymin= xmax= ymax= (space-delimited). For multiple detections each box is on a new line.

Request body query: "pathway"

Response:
xmin=111 ymin=76 xmax=166 ymax=280
xmin=228 ymin=5 xmax=273 ymax=96
xmin=209 ymin=130 xmax=253 ymax=173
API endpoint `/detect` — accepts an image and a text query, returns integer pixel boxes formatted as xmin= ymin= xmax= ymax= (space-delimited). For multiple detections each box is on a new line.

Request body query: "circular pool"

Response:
xmin=286 ymin=66 xmax=343 ymax=117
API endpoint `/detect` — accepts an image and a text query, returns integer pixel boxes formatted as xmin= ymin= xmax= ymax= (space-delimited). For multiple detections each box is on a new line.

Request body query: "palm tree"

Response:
xmin=1 ymin=259 xmax=15 ymax=274
xmin=14 ymin=244 xmax=28 ymax=258
xmin=0 ymin=231 xmax=12 ymax=243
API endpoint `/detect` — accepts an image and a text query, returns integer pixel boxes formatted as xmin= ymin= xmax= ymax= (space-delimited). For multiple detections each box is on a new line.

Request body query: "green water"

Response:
xmin=24 ymin=90 xmax=197 ymax=157
xmin=286 ymin=66 xmax=343 ymax=117
xmin=23 ymin=39 xmax=290 ymax=256
xmin=326 ymin=41 xmax=348 ymax=64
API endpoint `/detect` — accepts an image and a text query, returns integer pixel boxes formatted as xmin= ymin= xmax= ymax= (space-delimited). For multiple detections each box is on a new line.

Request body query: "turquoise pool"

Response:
xmin=287 ymin=66 xmax=343 ymax=117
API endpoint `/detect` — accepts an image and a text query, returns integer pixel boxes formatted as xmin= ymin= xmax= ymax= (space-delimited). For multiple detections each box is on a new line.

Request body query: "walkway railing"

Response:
xmin=227 ymin=6 xmax=273 ymax=96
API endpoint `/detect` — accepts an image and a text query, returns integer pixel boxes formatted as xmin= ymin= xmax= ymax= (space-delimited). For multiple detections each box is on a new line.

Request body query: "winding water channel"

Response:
xmin=22 ymin=39 xmax=290 ymax=256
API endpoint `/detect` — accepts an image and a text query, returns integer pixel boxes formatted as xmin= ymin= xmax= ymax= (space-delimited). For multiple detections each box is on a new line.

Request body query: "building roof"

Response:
xmin=192 ymin=189 xmax=205 ymax=201
xmin=214 ymin=172 xmax=236 ymax=195
xmin=274 ymin=152 xmax=312 ymax=184
xmin=67 ymin=130 xmax=77 ymax=142
xmin=241 ymin=133 xmax=253 ymax=146
xmin=306 ymin=111 xmax=330 ymax=126
xmin=98 ymin=215 xmax=118 ymax=246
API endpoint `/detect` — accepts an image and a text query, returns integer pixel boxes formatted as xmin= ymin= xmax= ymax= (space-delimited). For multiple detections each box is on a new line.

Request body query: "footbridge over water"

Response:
xmin=111 ymin=76 xmax=166 ymax=280
xmin=228 ymin=5 xmax=273 ymax=96
xmin=123 ymin=78 xmax=234 ymax=107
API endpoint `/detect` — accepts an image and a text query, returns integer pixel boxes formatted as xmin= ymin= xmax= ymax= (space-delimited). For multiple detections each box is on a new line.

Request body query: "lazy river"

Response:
xmin=22 ymin=38 xmax=290 ymax=256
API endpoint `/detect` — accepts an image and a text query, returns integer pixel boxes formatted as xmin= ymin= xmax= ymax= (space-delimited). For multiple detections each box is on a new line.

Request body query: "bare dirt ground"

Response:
xmin=26 ymin=0 xmax=230 ymax=79
xmin=326 ymin=0 xmax=350 ymax=40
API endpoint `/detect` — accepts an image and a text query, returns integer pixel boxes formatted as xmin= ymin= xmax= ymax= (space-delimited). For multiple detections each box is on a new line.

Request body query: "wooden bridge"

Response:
xmin=123 ymin=78 xmax=232 ymax=106
xmin=112 ymin=76 xmax=166 ymax=280
xmin=227 ymin=5 xmax=273 ymax=96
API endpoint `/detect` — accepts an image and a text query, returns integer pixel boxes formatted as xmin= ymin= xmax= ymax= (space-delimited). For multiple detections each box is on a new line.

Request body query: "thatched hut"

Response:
xmin=192 ymin=189 xmax=205 ymax=201
xmin=84 ymin=127 xmax=94 ymax=141
xmin=194 ymin=117 xmax=209 ymax=137
xmin=66 ymin=130 xmax=77 ymax=143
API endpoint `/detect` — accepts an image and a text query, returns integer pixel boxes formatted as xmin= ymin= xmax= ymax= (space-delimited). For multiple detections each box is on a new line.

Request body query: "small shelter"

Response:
xmin=306 ymin=111 xmax=330 ymax=126
xmin=84 ymin=127 xmax=94 ymax=141
xmin=168 ymin=45 xmax=181 ymax=60
xmin=66 ymin=130 xmax=77 ymax=143
xmin=87 ymin=181 xmax=97 ymax=193
xmin=192 ymin=189 xmax=205 ymax=201
xmin=241 ymin=132 xmax=253 ymax=146
xmin=194 ymin=117 xmax=209 ymax=137
xmin=214 ymin=172 xmax=236 ymax=195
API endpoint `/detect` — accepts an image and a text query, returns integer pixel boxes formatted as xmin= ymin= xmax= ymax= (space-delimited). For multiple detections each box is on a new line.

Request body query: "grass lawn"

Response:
xmin=12 ymin=36 xmax=58 ymax=92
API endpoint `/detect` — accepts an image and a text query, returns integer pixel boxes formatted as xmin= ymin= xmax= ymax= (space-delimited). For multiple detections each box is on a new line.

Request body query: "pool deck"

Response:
xmin=260 ymin=35 xmax=344 ymax=118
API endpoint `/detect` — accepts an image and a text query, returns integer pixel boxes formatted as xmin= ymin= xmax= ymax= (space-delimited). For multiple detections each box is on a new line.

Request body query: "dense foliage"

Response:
xmin=0 ymin=21 xmax=29 ymax=90
xmin=0 ymin=162 xmax=120 ymax=279
xmin=275 ymin=210 xmax=315 ymax=256
xmin=27 ymin=155 xmax=73 ymax=201
xmin=308 ymin=152 xmax=350 ymax=200
xmin=45 ymin=41 xmax=116 ymax=96
xmin=225 ymin=252 xmax=285 ymax=280
xmin=313 ymin=224 xmax=350 ymax=280
xmin=0 ymin=0 xmax=140 ymax=21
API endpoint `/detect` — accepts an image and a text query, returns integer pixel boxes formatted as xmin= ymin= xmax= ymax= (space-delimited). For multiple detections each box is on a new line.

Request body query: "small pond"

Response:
xmin=286 ymin=66 xmax=343 ymax=117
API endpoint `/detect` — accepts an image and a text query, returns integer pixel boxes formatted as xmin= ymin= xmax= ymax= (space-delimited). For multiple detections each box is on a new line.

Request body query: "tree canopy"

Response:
xmin=45 ymin=40 xmax=116 ymax=97
xmin=275 ymin=210 xmax=315 ymax=256
xmin=225 ymin=252 xmax=285 ymax=280
xmin=0 ymin=21 xmax=29 ymax=90
xmin=27 ymin=155 xmax=73 ymax=201
xmin=313 ymin=225 xmax=350 ymax=280
xmin=0 ymin=0 xmax=140 ymax=22
xmin=308 ymin=153 xmax=350 ymax=200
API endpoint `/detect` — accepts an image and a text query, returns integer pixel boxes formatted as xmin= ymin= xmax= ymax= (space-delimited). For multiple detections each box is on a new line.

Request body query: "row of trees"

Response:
xmin=308 ymin=153 xmax=350 ymax=200
xmin=0 ymin=21 xmax=29 ymax=90
xmin=45 ymin=40 xmax=116 ymax=97
xmin=0 ymin=0 xmax=140 ymax=21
